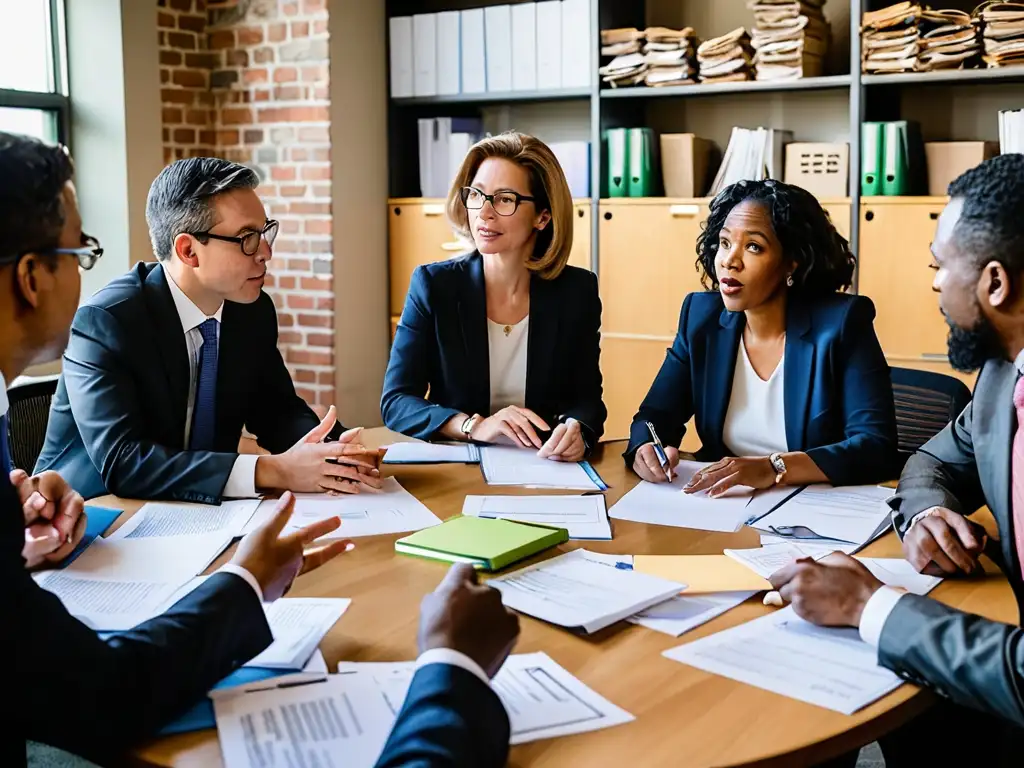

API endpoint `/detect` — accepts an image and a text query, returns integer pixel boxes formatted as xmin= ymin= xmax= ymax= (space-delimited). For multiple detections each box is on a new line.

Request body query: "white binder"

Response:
xmin=484 ymin=5 xmax=513 ymax=92
xmin=388 ymin=16 xmax=413 ymax=98
xmin=413 ymin=13 xmax=437 ymax=97
xmin=536 ymin=2 xmax=563 ymax=90
xmin=461 ymin=9 xmax=487 ymax=94
xmin=561 ymin=0 xmax=592 ymax=88
xmin=511 ymin=3 xmax=537 ymax=91
xmin=436 ymin=11 xmax=461 ymax=95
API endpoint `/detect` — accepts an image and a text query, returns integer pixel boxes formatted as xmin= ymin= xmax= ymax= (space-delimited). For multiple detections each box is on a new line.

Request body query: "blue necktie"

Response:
xmin=0 ymin=413 xmax=11 ymax=473
xmin=190 ymin=318 xmax=219 ymax=451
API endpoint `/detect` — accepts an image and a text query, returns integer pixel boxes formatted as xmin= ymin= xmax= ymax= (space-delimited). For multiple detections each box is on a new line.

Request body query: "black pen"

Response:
xmin=645 ymin=421 xmax=673 ymax=482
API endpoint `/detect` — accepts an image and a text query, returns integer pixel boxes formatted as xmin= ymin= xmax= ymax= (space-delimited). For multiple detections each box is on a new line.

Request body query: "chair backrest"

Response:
xmin=6 ymin=375 xmax=59 ymax=472
xmin=890 ymin=366 xmax=972 ymax=468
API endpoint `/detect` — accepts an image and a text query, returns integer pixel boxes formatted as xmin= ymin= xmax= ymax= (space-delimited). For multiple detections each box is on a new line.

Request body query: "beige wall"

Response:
xmin=329 ymin=0 xmax=390 ymax=426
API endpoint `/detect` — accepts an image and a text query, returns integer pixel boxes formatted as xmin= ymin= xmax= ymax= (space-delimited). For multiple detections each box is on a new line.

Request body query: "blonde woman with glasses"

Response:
xmin=381 ymin=131 xmax=605 ymax=460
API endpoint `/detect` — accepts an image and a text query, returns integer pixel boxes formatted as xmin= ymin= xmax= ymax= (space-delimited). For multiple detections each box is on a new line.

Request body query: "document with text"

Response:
xmin=461 ymin=494 xmax=612 ymax=540
xmin=108 ymin=499 xmax=261 ymax=541
xmin=752 ymin=484 xmax=893 ymax=545
xmin=479 ymin=446 xmax=608 ymax=491
xmin=382 ymin=441 xmax=480 ymax=464
xmin=245 ymin=597 xmax=352 ymax=670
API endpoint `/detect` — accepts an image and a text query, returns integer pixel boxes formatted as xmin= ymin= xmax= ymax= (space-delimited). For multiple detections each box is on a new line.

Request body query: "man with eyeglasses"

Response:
xmin=36 ymin=156 xmax=382 ymax=503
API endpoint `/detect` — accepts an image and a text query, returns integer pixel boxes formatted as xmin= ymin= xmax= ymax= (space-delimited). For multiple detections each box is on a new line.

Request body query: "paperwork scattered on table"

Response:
xmin=461 ymin=494 xmax=612 ymax=540
xmin=664 ymin=605 xmax=903 ymax=714
xmin=610 ymin=462 xmax=786 ymax=532
xmin=479 ymin=446 xmax=608 ymax=491
xmin=859 ymin=558 xmax=943 ymax=596
xmin=632 ymin=554 xmax=772 ymax=594
xmin=214 ymin=675 xmax=396 ymax=768
xmin=108 ymin=499 xmax=260 ymax=540
xmin=36 ymin=570 xmax=187 ymax=631
xmin=243 ymin=478 xmax=442 ymax=538
xmin=724 ymin=542 xmax=850 ymax=578
xmin=337 ymin=652 xmax=634 ymax=744
xmin=628 ymin=591 xmax=756 ymax=637
xmin=488 ymin=549 xmax=683 ymax=633
xmin=246 ymin=597 xmax=351 ymax=670
xmin=751 ymin=484 xmax=893 ymax=546
xmin=382 ymin=441 xmax=480 ymax=465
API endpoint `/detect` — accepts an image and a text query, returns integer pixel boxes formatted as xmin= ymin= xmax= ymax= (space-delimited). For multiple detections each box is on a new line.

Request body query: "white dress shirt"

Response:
xmin=487 ymin=317 xmax=529 ymax=415
xmin=721 ymin=340 xmax=788 ymax=457
xmin=164 ymin=272 xmax=258 ymax=498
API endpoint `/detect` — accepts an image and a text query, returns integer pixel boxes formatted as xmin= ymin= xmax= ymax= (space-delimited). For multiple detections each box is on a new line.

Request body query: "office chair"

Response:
xmin=890 ymin=366 xmax=972 ymax=470
xmin=6 ymin=375 xmax=59 ymax=472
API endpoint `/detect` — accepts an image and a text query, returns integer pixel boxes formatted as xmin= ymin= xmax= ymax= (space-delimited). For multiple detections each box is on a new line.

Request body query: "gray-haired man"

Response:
xmin=36 ymin=157 xmax=381 ymax=502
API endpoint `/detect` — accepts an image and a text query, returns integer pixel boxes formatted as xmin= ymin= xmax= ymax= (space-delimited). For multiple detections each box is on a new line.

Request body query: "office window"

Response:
xmin=0 ymin=0 xmax=69 ymax=143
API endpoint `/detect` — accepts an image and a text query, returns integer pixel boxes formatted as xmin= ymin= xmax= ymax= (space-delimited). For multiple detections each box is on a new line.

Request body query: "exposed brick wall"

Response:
xmin=158 ymin=0 xmax=217 ymax=163
xmin=157 ymin=0 xmax=335 ymax=411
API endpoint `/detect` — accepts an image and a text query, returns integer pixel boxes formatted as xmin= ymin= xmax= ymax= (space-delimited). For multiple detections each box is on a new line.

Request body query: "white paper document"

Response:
xmin=664 ymin=606 xmax=904 ymax=714
xmin=488 ymin=550 xmax=683 ymax=633
xmin=34 ymin=570 xmax=185 ymax=631
xmin=753 ymin=484 xmax=893 ymax=545
xmin=211 ymin=651 xmax=329 ymax=700
xmin=461 ymin=494 xmax=612 ymax=540
xmin=382 ymin=441 xmax=480 ymax=465
xmin=245 ymin=598 xmax=351 ymax=670
xmin=337 ymin=652 xmax=634 ymax=744
xmin=243 ymin=478 xmax=442 ymax=538
xmin=214 ymin=675 xmax=396 ymax=768
xmin=628 ymin=592 xmax=756 ymax=637
xmin=859 ymin=558 xmax=943 ymax=596
xmin=108 ymin=500 xmax=260 ymax=541
xmin=610 ymin=461 xmax=766 ymax=532
xmin=724 ymin=542 xmax=852 ymax=579
xmin=479 ymin=446 xmax=607 ymax=491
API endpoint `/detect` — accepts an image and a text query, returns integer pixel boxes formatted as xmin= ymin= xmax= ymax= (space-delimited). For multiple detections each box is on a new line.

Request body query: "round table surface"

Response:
xmin=99 ymin=430 xmax=1018 ymax=768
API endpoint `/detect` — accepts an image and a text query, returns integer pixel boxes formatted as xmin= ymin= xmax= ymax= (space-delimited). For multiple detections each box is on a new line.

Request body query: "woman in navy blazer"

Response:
xmin=627 ymin=179 xmax=898 ymax=493
xmin=382 ymin=132 xmax=605 ymax=459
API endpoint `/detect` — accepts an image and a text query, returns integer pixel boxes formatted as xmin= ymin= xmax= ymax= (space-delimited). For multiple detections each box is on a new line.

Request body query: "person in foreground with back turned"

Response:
xmin=2 ymin=132 xmax=519 ymax=768
xmin=381 ymin=131 xmax=606 ymax=461
xmin=35 ymin=156 xmax=382 ymax=503
xmin=626 ymin=179 xmax=898 ymax=492
xmin=769 ymin=154 xmax=1024 ymax=766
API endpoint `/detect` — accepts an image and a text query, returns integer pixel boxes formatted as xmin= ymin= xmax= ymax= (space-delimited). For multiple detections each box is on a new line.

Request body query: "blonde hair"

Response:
xmin=446 ymin=131 xmax=574 ymax=280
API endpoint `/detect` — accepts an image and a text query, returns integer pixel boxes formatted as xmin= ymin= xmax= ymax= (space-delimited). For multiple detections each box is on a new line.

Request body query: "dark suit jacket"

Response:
xmin=35 ymin=262 xmax=334 ymax=503
xmin=625 ymin=291 xmax=899 ymax=486
xmin=381 ymin=253 xmax=606 ymax=448
xmin=883 ymin=359 xmax=1024 ymax=726
xmin=375 ymin=663 xmax=510 ymax=767
xmin=5 ymin=475 xmax=272 ymax=767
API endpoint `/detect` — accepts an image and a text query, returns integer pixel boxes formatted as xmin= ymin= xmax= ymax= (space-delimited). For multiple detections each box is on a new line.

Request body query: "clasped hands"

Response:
xmin=470 ymin=406 xmax=586 ymax=462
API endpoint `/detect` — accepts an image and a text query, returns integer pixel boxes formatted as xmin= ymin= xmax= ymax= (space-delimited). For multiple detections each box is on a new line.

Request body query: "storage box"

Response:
xmin=660 ymin=134 xmax=712 ymax=197
xmin=784 ymin=142 xmax=849 ymax=199
xmin=925 ymin=141 xmax=999 ymax=197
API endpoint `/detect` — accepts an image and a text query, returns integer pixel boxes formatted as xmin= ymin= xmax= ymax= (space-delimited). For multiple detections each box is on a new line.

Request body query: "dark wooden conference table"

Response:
xmin=88 ymin=429 xmax=1016 ymax=767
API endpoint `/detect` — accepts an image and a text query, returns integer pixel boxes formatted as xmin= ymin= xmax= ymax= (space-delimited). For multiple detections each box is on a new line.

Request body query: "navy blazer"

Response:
xmin=625 ymin=291 xmax=899 ymax=485
xmin=381 ymin=252 xmax=606 ymax=446
xmin=35 ymin=262 xmax=336 ymax=503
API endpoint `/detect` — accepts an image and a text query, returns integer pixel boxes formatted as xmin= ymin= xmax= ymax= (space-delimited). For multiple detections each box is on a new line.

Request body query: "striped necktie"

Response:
xmin=189 ymin=318 xmax=219 ymax=451
xmin=0 ymin=413 xmax=11 ymax=473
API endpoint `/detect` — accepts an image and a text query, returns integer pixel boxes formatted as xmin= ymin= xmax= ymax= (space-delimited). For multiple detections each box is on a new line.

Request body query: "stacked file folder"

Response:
xmin=708 ymin=126 xmax=792 ymax=195
xmin=749 ymin=0 xmax=830 ymax=81
xmin=979 ymin=2 xmax=1024 ymax=69
xmin=697 ymin=27 xmax=755 ymax=83
xmin=861 ymin=2 xmax=922 ymax=73
xmin=917 ymin=9 xmax=981 ymax=71
xmin=417 ymin=117 xmax=482 ymax=198
xmin=599 ymin=28 xmax=648 ymax=87
xmin=643 ymin=27 xmax=700 ymax=87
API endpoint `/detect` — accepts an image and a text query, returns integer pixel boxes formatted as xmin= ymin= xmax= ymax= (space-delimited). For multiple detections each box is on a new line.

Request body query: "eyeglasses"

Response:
xmin=37 ymin=233 xmax=105 ymax=271
xmin=193 ymin=219 xmax=279 ymax=256
xmin=460 ymin=187 xmax=535 ymax=217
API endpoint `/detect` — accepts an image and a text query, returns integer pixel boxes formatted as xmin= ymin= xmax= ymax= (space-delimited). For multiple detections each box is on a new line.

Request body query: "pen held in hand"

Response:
xmin=645 ymin=421 xmax=674 ymax=483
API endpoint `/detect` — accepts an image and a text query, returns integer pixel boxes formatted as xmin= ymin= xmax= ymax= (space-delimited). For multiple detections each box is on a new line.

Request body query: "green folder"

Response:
xmin=627 ymin=127 xmax=654 ymax=197
xmin=882 ymin=120 xmax=914 ymax=196
xmin=395 ymin=515 xmax=568 ymax=572
xmin=605 ymin=128 xmax=628 ymax=197
xmin=861 ymin=122 xmax=883 ymax=196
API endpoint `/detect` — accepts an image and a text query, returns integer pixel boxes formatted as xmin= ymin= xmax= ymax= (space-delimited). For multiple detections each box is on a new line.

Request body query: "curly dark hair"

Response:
xmin=947 ymin=153 xmax=1024 ymax=274
xmin=696 ymin=179 xmax=856 ymax=295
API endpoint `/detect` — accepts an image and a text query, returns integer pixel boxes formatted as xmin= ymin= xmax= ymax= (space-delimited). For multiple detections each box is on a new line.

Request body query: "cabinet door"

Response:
xmin=568 ymin=199 xmax=591 ymax=271
xmin=388 ymin=200 xmax=463 ymax=317
xmin=858 ymin=200 xmax=948 ymax=360
xmin=821 ymin=201 xmax=851 ymax=243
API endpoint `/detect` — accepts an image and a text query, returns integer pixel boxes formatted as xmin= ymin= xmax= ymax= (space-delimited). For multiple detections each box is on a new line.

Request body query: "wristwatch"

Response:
xmin=768 ymin=453 xmax=787 ymax=485
xmin=460 ymin=414 xmax=480 ymax=440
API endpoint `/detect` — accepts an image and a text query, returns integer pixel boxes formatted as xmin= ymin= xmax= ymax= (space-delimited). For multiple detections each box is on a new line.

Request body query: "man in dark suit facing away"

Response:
xmin=3 ymin=131 xmax=520 ymax=768
xmin=770 ymin=154 xmax=1024 ymax=765
xmin=35 ymin=156 xmax=381 ymax=503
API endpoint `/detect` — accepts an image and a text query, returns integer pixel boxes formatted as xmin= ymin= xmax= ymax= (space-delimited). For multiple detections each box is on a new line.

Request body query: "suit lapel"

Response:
xmin=525 ymin=275 xmax=557 ymax=408
xmin=974 ymin=361 xmax=1015 ymax=564
xmin=783 ymin=301 xmax=814 ymax=452
xmin=706 ymin=308 xmax=743 ymax=449
xmin=143 ymin=264 xmax=191 ymax=447
xmin=458 ymin=254 xmax=490 ymax=414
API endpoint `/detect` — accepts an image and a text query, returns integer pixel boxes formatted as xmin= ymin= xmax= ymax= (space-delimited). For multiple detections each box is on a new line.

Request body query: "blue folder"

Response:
xmin=159 ymin=667 xmax=289 ymax=735
xmin=58 ymin=505 xmax=122 ymax=568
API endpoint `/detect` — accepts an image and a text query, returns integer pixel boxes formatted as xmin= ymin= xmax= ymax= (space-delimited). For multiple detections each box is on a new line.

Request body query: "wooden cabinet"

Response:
xmin=568 ymin=199 xmax=591 ymax=271
xmin=820 ymin=199 xmax=851 ymax=243
xmin=388 ymin=199 xmax=463 ymax=318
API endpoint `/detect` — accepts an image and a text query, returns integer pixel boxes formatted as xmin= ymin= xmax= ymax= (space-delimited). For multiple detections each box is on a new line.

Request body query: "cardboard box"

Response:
xmin=784 ymin=142 xmax=849 ymax=199
xmin=925 ymin=141 xmax=999 ymax=197
xmin=660 ymin=134 xmax=712 ymax=197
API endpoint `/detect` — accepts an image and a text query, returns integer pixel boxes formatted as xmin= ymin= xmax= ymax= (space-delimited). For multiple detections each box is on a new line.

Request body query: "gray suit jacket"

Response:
xmin=883 ymin=358 xmax=1024 ymax=726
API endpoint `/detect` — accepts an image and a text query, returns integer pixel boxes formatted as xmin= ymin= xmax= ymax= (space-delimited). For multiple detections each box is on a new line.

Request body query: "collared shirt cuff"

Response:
xmin=223 ymin=455 xmax=259 ymax=498
xmin=859 ymin=586 xmax=905 ymax=647
xmin=219 ymin=563 xmax=264 ymax=603
xmin=416 ymin=648 xmax=490 ymax=686
xmin=905 ymin=509 xmax=932 ymax=533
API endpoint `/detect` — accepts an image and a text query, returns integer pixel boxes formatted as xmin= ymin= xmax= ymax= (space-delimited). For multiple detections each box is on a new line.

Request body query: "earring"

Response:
xmin=786 ymin=274 xmax=794 ymax=287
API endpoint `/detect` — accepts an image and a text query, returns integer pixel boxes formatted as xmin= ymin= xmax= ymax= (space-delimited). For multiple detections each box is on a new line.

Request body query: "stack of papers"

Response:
xmin=108 ymin=499 xmax=261 ymax=541
xmin=462 ymin=494 xmax=612 ymax=540
xmin=601 ymin=27 xmax=643 ymax=56
xmin=599 ymin=28 xmax=648 ymax=86
xmin=246 ymin=597 xmax=351 ymax=670
xmin=382 ymin=441 xmax=480 ymax=465
xmin=479 ymin=446 xmax=608 ymax=491
xmin=917 ymin=9 xmax=981 ymax=71
xmin=979 ymin=3 xmax=1024 ymax=69
xmin=337 ymin=652 xmax=634 ymax=745
xmin=242 ymin=477 xmax=443 ymax=538
xmin=708 ymin=126 xmax=793 ymax=195
xmin=643 ymin=27 xmax=700 ymax=87
xmin=697 ymin=27 xmax=755 ymax=84
xmin=749 ymin=0 xmax=830 ymax=81
xmin=861 ymin=2 xmax=922 ymax=73
xmin=750 ymin=484 xmax=893 ymax=548
xmin=488 ymin=550 xmax=684 ymax=633
xmin=628 ymin=591 xmax=756 ymax=637
xmin=1000 ymin=108 xmax=1024 ymax=153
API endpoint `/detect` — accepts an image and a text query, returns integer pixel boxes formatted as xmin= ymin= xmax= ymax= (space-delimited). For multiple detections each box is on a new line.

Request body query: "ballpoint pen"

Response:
xmin=645 ymin=421 xmax=673 ymax=482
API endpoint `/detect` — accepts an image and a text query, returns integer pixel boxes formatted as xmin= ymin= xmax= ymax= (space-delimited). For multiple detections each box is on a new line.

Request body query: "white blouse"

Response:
xmin=487 ymin=317 xmax=529 ymax=415
xmin=721 ymin=339 xmax=788 ymax=457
